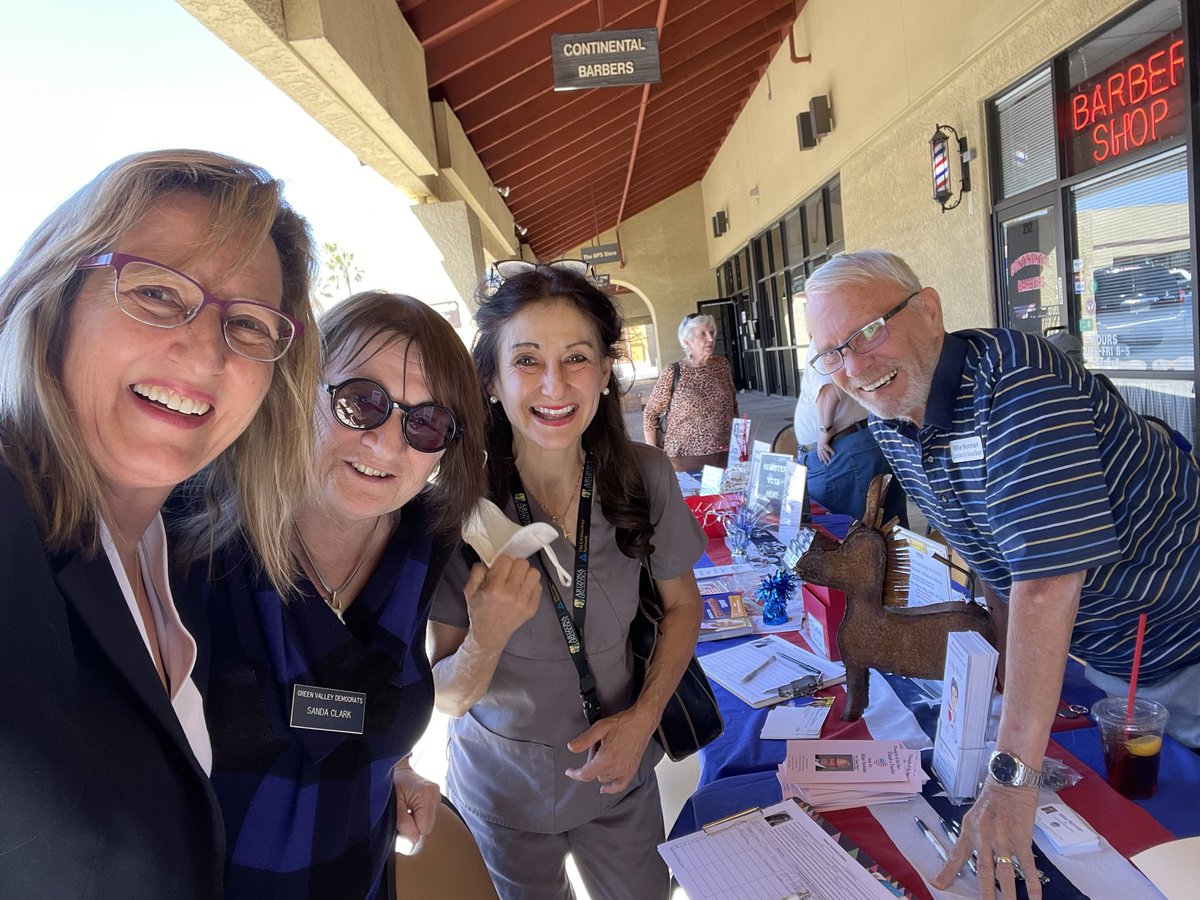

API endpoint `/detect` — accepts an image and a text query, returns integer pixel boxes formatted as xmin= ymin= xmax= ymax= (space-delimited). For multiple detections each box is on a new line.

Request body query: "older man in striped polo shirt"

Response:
xmin=805 ymin=249 xmax=1200 ymax=898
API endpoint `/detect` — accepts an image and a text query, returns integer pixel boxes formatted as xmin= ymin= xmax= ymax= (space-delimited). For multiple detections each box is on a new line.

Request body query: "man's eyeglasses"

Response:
xmin=485 ymin=258 xmax=593 ymax=293
xmin=76 ymin=252 xmax=302 ymax=363
xmin=809 ymin=290 xmax=920 ymax=375
xmin=324 ymin=378 xmax=461 ymax=453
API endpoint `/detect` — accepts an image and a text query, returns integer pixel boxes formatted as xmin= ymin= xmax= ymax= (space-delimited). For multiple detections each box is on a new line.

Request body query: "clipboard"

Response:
xmin=658 ymin=798 xmax=915 ymax=899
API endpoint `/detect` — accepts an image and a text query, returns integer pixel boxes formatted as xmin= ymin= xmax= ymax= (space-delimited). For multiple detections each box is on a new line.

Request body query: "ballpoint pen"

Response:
xmin=775 ymin=651 xmax=823 ymax=676
xmin=914 ymin=817 xmax=960 ymax=877
xmin=942 ymin=817 xmax=1048 ymax=884
xmin=937 ymin=815 xmax=978 ymax=875
xmin=742 ymin=654 xmax=777 ymax=683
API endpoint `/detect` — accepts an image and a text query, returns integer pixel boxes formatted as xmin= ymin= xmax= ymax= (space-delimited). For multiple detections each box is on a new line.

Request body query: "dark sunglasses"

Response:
xmin=324 ymin=378 xmax=461 ymax=453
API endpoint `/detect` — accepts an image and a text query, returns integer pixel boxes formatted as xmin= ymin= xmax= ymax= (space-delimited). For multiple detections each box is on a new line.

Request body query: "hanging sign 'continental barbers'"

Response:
xmin=551 ymin=28 xmax=661 ymax=90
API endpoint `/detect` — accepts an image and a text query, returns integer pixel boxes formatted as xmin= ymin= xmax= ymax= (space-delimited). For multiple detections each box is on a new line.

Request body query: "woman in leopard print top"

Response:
xmin=642 ymin=313 xmax=738 ymax=471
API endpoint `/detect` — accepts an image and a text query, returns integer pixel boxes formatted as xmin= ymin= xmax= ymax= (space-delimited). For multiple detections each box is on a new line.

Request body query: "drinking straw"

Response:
xmin=1126 ymin=613 xmax=1148 ymax=718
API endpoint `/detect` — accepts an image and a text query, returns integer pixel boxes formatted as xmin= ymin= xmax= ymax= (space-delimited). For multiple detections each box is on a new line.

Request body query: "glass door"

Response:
xmin=996 ymin=195 xmax=1066 ymax=336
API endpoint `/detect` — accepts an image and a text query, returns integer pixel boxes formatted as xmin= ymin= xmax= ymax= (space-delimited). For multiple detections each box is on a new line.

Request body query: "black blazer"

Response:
xmin=0 ymin=466 xmax=224 ymax=898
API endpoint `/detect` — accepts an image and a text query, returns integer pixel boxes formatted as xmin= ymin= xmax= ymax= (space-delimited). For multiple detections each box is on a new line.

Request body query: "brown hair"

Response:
xmin=319 ymin=291 xmax=487 ymax=536
xmin=472 ymin=267 xmax=653 ymax=558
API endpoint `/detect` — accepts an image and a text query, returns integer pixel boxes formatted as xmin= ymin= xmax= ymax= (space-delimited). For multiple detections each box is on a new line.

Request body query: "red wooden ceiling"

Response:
xmin=397 ymin=0 xmax=801 ymax=259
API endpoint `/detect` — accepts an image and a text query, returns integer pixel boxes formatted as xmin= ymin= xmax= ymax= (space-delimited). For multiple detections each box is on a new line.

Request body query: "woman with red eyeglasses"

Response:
xmin=173 ymin=291 xmax=538 ymax=899
xmin=0 ymin=149 xmax=319 ymax=896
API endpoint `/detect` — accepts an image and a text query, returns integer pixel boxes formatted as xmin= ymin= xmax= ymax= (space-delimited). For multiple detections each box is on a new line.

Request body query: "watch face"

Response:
xmin=990 ymin=752 xmax=1019 ymax=783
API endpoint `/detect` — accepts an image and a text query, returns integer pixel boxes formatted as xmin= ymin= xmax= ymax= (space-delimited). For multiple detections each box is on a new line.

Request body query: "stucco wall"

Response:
xmin=702 ymin=0 xmax=1137 ymax=331
xmin=569 ymin=182 xmax=715 ymax=368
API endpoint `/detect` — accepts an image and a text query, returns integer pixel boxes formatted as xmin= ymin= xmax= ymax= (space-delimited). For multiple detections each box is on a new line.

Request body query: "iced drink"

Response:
xmin=1092 ymin=696 xmax=1169 ymax=799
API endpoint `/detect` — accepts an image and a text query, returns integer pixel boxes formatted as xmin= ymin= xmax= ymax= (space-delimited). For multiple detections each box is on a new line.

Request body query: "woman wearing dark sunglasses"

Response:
xmin=174 ymin=291 xmax=531 ymax=899
xmin=429 ymin=265 xmax=705 ymax=900
xmin=0 ymin=149 xmax=319 ymax=897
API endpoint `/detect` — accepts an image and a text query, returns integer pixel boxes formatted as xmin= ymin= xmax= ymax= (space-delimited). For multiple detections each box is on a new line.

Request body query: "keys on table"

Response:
xmin=1057 ymin=702 xmax=1090 ymax=719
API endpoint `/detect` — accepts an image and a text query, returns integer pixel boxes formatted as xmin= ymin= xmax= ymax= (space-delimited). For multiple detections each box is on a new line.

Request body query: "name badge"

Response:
xmin=949 ymin=435 xmax=985 ymax=463
xmin=290 ymin=683 xmax=366 ymax=734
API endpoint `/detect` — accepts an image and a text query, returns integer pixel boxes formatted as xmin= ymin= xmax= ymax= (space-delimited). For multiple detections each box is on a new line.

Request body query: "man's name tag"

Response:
xmin=949 ymin=435 xmax=984 ymax=463
xmin=290 ymin=683 xmax=366 ymax=734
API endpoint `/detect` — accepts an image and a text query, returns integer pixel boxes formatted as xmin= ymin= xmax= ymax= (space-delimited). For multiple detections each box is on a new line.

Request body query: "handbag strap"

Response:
xmin=661 ymin=361 xmax=681 ymax=428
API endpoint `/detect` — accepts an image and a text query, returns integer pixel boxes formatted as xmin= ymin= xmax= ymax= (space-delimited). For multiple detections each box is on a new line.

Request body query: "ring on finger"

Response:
xmin=993 ymin=855 xmax=1014 ymax=866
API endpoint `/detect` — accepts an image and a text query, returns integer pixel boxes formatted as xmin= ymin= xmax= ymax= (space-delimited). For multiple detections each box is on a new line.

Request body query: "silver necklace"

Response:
xmin=295 ymin=516 xmax=385 ymax=621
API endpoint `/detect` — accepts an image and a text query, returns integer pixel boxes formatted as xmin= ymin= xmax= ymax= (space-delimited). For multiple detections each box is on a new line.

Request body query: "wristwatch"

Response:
xmin=818 ymin=424 xmax=833 ymax=434
xmin=987 ymin=750 xmax=1043 ymax=790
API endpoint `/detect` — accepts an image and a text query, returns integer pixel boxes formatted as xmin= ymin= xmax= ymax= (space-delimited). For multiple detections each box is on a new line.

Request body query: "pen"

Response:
xmin=937 ymin=815 xmax=978 ymax=875
xmin=776 ymin=651 xmax=822 ymax=676
xmin=742 ymin=655 xmax=777 ymax=683
xmin=914 ymin=817 xmax=959 ymax=878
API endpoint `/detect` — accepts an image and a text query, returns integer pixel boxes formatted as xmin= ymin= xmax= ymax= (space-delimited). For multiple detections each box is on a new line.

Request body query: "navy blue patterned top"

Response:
xmin=871 ymin=329 xmax=1200 ymax=683
xmin=185 ymin=495 xmax=449 ymax=899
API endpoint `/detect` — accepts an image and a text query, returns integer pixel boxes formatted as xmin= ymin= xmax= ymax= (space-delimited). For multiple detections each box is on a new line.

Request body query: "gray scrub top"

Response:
xmin=431 ymin=443 xmax=705 ymax=833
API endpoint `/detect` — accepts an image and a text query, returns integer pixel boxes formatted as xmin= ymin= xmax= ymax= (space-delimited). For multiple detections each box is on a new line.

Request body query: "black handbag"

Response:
xmin=655 ymin=362 xmax=681 ymax=448
xmin=630 ymin=562 xmax=724 ymax=761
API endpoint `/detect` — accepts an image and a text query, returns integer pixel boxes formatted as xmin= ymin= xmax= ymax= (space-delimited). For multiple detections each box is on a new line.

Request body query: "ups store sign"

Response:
xmin=551 ymin=28 xmax=661 ymax=90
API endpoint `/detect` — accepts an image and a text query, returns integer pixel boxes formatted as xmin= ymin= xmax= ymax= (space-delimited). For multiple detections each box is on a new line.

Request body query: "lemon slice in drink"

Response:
xmin=1125 ymin=734 xmax=1162 ymax=756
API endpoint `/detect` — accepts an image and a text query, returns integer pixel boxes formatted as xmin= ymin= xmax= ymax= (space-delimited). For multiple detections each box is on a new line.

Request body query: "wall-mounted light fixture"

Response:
xmin=514 ymin=223 xmax=529 ymax=238
xmin=929 ymin=123 xmax=972 ymax=212
xmin=711 ymin=210 xmax=729 ymax=238
xmin=492 ymin=185 xmax=511 ymax=198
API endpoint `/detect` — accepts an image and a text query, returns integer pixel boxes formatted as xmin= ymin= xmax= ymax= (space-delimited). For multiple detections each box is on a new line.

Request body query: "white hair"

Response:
xmin=678 ymin=312 xmax=717 ymax=350
xmin=805 ymin=249 xmax=922 ymax=300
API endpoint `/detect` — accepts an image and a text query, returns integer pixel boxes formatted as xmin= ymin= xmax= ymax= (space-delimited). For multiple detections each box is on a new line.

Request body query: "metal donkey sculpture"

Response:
xmin=793 ymin=475 xmax=998 ymax=721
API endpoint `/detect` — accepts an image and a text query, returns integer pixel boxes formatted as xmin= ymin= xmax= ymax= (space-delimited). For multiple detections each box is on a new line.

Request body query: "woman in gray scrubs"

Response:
xmin=429 ymin=263 xmax=705 ymax=900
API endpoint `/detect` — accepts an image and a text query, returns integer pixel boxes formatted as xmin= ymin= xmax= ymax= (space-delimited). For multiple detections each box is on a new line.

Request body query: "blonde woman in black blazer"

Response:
xmin=0 ymin=150 xmax=319 ymax=897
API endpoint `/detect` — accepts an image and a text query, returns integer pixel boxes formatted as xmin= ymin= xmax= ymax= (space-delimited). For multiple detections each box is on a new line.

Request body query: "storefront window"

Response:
xmin=1074 ymin=147 xmax=1191 ymax=372
xmin=714 ymin=177 xmax=842 ymax=397
xmin=1073 ymin=147 xmax=1194 ymax=441
xmin=995 ymin=69 xmax=1057 ymax=199
xmin=1062 ymin=0 xmax=1184 ymax=178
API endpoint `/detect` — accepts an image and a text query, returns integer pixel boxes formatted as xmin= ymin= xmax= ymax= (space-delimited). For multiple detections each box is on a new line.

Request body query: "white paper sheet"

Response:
xmin=699 ymin=635 xmax=846 ymax=708
xmin=658 ymin=799 xmax=899 ymax=900
xmin=760 ymin=704 xmax=832 ymax=740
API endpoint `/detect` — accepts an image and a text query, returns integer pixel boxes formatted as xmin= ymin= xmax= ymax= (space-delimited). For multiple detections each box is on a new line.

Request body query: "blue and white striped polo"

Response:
xmin=871 ymin=329 xmax=1200 ymax=682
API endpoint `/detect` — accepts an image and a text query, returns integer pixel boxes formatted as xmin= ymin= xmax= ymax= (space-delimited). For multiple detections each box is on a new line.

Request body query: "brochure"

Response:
xmin=931 ymin=630 xmax=999 ymax=801
xmin=777 ymin=739 xmax=928 ymax=812
xmin=698 ymin=590 xmax=754 ymax=642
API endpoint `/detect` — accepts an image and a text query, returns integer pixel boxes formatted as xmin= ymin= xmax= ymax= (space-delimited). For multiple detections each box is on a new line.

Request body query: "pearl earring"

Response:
xmin=601 ymin=387 xmax=610 ymax=396
xmin=489 ymin=395 xmax=499 ymax=404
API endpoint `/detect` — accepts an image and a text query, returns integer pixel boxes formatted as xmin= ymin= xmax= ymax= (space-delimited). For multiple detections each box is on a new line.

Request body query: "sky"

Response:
xmin=0 ymin=0 xmax=453 ymax=303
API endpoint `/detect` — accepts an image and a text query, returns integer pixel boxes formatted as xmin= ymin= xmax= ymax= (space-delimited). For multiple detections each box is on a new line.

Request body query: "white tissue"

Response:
xmin=462 ymin=498 xmax=571 ymax=586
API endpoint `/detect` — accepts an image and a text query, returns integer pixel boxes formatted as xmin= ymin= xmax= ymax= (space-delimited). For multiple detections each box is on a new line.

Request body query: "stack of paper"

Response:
xmin=931 ymin=630 xmax=999 ymax=801
xmin=698 ymin=634 xmax=846 ymax=709
xmin=777 ymin=739 xmax=928 ymax=812
xmin=759 ymin=703 xmax=833 ymax=740
xmin=1034 ymin=801 xmax=1101 ymax=855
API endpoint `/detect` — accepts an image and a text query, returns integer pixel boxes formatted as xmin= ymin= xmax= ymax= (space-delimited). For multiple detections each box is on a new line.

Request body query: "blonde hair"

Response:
xmin=0 ymin=149 xmax=320 ymax=591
